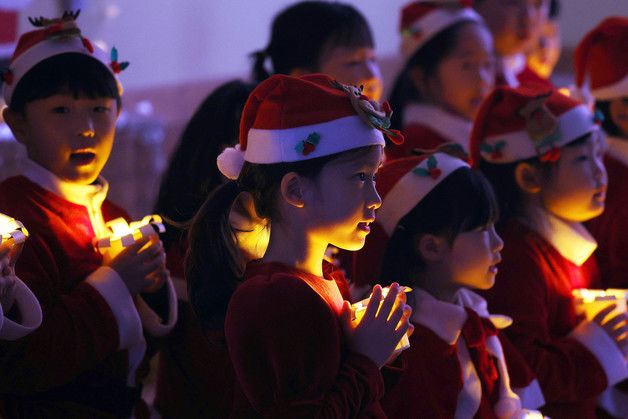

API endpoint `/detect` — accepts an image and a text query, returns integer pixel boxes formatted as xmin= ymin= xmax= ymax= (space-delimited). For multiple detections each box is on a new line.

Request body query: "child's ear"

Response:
xmin=415 ymin=233 xmax=448 ymax=262
xmin=280 ymin=172 xmax=305 ymax=209
xmin=514 ymin=162 xmax=543 ymax=194
xmin=2 ymin=108 xmax=27 ymax=145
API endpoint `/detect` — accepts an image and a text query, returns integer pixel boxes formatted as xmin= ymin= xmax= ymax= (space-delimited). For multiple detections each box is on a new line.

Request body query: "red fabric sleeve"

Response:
xmin=482 ymin=235 xmax=608 ymax=404
xmin=0 ymin=232 xmax=120 ymax=392
xmin=225 ymin=274 xmax=384 ymax=418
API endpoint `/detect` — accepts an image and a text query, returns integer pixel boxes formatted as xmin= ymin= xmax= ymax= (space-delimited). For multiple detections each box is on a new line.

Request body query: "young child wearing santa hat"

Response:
xmin=350 ymin=153 xmax=545 ymax=418
xmin=472 ymin=86 xmax=628 ymax=418
xmin=207 ymin=73 xmax=411 ymax=416
xmin=0 ymin=214 xmax=42 ymax=341
xmin=473 ymin=0 xmax=553 ymax=90
xmin=387 ymin=0 xmax=495 ymax=160
xmin=0 ymin=11 xmax=177 ymax=417
xmin=252 ymin=1 xmax=383 ymax=101
xmin=577 ymin=17 xmax=628 ymax=289
xmin=575 ymin=17 xmax=628 ymax=417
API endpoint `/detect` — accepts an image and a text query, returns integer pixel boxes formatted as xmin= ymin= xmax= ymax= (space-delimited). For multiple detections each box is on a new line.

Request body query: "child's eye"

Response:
xmin=94 ymin=106 xmax=110 ymax=113
xmin=357 ymin=172 xmax=376 ymax=182
xmin=575 ymin=155 xmax=588 ymax=162
xmin=52 ymin=107 xmax=70 ymax=114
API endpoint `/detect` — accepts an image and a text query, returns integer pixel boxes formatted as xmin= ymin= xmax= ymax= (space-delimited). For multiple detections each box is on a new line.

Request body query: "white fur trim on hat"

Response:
xmin=0 ymin=277 xmax=42 ymax=340
xmin=217 ymin=144 xmax=246 ymax=180
xmin=480 ymin=104 xmax=597 ymax=163
xmin=245 ymin=115 xmax=385 ymax=164
xmin=401 ymin=8 xmax=482 ymax=60
xmin=3 ymin=35 xmax=114 ymax=105
xmin=377 ymin=153 xmax=469 ymax=236
xmin=591 ymin=73 xmax=628 ymax=100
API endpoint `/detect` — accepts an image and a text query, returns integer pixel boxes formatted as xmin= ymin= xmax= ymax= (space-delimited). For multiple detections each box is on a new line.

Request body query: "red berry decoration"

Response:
xmin=429 ymin=168 xmax=442 ymax=179
xmin=82 ymin=37 xmax=94 ymax=54
xmin=303 ymin=142 xmax=315 ymax=155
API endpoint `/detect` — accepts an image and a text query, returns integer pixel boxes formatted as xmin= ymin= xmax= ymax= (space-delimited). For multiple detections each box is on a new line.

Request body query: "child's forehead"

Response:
xmin=327 ymin=146 xmax=383 ymax=168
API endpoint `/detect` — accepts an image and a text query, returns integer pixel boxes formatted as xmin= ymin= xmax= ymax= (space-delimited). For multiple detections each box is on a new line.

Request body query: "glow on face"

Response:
xmin=540 ymin=133 xmax=607 ymax=223
xmin=18 ymin=93 xmax=118 ymax=185
xmin=307 ymin=146 xmax=383 ymax=251
xmin=318 ymin=46 xmax=383 ymax=101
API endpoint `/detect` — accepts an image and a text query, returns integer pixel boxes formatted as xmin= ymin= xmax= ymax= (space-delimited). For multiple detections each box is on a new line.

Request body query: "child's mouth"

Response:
xmin=357 ymin=221 xmax=372 ymax=232
xmin=70 ymin=152 xmax=96 ymax=165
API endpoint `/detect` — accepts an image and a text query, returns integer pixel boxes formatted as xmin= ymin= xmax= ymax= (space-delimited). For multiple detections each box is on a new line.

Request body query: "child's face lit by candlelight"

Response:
xmin=540 ymin=133 xmax=608 ymax=222
xmin=4 ymin=93 xmax=119 ymax=185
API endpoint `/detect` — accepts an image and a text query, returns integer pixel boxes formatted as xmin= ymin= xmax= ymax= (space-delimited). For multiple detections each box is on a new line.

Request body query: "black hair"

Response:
xmin=549 ymin=0 xmax=560 ymax=20
xmin=389 ymin=20 xmax=477 ymax=130
xmin=186 ymin=145 xmax=378 ymax=329
xmin=9 ymin=53 xmax=120 ymax=113
xmin=379 ymin=167 xmax=499 ymax=288
xmin=595 ymin=100 xmax=624 ymax=137
xmin=154 ymin=80 xmax=256 ymax=249
xmin=251 ymin=1 xmax=374 ymax=82
xmin=479 ymin=132 xmax=594 ymax=225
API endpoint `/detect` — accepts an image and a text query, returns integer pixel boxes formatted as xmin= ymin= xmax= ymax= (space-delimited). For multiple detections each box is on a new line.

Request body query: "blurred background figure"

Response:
xmin=526 ymin=0 xmax=562 ymax=80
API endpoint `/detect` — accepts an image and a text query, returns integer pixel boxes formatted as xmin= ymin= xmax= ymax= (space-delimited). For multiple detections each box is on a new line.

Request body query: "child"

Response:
xmin=576 ymin=17 xmax=628 ymax=289
xmin=252 ymin=1 xmax=383 ymax=100
xmin=472 ymin=86 xmax=628 ymax=418
xmin=387 ymin=1 xmax=495 ymax=160
xmin=214 ymin=73 xmax=412 ymax=416
xmin=473 ymin=0 xmax=553 ymax=89
xmin=152 ymin=79 xmax=256 ymax=419
xmin=354 ymin=153 xmax=546 ymax=417
xmin=0 ymin=214 xmax=42 ymax=341
xmin=0 ymin=12 xmax=177 ymax=417
xmin=526 ymin=0 xmax=561 ymax=80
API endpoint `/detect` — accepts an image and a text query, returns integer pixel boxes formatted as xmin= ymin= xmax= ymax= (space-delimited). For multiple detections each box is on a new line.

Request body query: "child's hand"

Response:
xmin=340 ymin=283 xmax=413 ymax=368
xmin=592 ymin=304 xmax=628 ymax=357
xmin=106 ymin=236 xmax=167 ymax=295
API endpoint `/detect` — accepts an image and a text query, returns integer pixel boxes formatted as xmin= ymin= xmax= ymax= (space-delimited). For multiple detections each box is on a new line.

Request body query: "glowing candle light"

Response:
xmin=572 ymin=288 xmax=628 ymax=320
xmin=95 ymin=214 xmax=165 ymax=260
xmin=352 ymin=286 xmax=412 ymax=351
xmin=0 ymin=213 xmax=28 ymax=247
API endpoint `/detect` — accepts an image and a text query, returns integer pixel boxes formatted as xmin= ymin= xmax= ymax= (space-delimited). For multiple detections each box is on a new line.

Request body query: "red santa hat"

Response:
xmin=469 ymin=86 xmax=599 ymax=166
xmin=399 ymin=0 xmax=482 ymax=60
xmin=575 ymin=17 xmax=628 ymax=100
xmin=350 ymin=153 xmax=469 ymax=286
xmin=1 ymin=10 xmax=127 ymax=106
xmin=217 ymin=73 xmax=404 ymax=180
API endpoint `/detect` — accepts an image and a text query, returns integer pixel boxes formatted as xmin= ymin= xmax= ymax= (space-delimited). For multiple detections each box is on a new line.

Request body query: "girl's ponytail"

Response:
xmin=186 ymin=181 xmax=243 ymax=330
xmin=251 ymin=50 xmax=271 ymax=83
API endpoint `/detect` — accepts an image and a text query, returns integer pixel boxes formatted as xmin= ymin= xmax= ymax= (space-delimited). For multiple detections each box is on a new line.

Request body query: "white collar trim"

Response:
xmin=525 ymin=210 xmax=598 ymax=266
xmin=21 ymin=158 xmax=109 ymax=208
xmin=403 ymin=103 xmax=472 ymax=150
xmin=500 ymin=53 xmax=526 ymax=88
xmin=411 ymin=288 xmax=511 ymax=345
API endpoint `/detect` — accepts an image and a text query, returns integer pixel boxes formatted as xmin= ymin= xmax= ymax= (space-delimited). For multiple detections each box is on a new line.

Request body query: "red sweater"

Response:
xmin=0 ymin=176 xmax=146 ymax=417
xmin=481 ymin=219 xmax=625 ymax=418
xmin=225 ymin=261 xmax=385 ymax=418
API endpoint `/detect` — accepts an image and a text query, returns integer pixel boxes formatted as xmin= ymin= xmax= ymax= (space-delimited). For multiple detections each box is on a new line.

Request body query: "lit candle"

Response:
xmin=95 ymin=214 xmax=165 ymax=260
xmin=0 ymin=213 xmax=29 ymax=247
xmin=572 ymin=288 xmax=628 ymax=320
xmin=352 ymin=286 xmax=412 ymax=351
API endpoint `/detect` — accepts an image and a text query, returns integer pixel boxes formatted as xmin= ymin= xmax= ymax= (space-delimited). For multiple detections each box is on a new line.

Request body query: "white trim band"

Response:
xmin=480 ymin=104 xmax=596 ymax=163
xmin=3 ymin=36 xmax=112 ymax=105
xmin=401 ymin=8 xmax=482 ymax=60
xmin=377 ymin=153 xmax=469 ymax=236
xmin=245 ymin=115 xmax=385 ymax=164
xmin=0 ymin=277 xmax=42 ymax=340
xmin=591 ymin=74 xmax=628 ymax=100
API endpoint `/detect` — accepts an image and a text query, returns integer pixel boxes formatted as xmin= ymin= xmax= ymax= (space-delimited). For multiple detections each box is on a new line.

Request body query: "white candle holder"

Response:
xmin=0 ymin=213 xmax=28 ymax=248
xmin=572 ymin=288 xmax=628 ymax=321
xmin=95 ymin=214 xmax=165 ymax=261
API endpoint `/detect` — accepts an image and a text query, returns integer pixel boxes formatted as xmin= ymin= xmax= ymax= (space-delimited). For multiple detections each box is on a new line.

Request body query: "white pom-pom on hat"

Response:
xmin=217 ymin=144 xmax=245 ymax=180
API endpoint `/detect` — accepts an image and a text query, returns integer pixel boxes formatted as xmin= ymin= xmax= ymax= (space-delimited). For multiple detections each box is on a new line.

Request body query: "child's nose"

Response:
xmin=367 ymin=185 xmax=382 ymax=211
xmin=78 ymin=119 xmax=95 ymax=138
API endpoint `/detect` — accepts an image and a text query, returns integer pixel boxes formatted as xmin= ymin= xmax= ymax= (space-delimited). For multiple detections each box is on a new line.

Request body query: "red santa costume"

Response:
xmin=0 ymin=215 xmax=42 ymax=341
xmin=387 ymin=1 xmax=482 ymax=161
xmin=470 ymin=86 xmax=628 ymax=418
xmin=352 ymin=153 xmax=544 ymax=418
xmin=0 ymin=14 xmax=177 ymax=418
xmin=574 ymin=17 xmax=628 ymax=418
xmin=217 ymin=74 xmax=403 ymax=417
